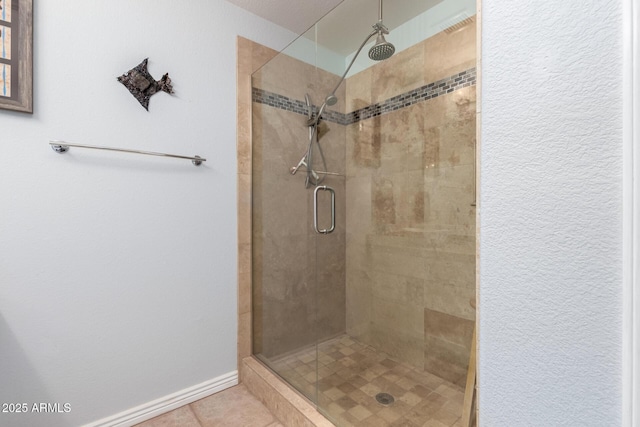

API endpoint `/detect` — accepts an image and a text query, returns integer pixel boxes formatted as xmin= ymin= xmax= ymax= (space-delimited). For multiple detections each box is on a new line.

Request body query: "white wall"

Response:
xmin=480 ymin=1 xmax=623 ymax=425
xmin=0 ymin=2 xmax=294 ymax=426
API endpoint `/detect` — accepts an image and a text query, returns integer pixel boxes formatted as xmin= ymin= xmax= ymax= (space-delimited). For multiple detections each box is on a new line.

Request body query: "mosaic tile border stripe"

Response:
xmin=251 ymin=89 xmax=310 ymax=117
xmin=252 ymin=67 xmax=476 ymax=125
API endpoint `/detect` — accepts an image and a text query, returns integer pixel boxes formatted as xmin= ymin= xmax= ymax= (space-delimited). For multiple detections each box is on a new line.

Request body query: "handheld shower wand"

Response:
xmin=290 ymin=0 xmax=396 ymax=188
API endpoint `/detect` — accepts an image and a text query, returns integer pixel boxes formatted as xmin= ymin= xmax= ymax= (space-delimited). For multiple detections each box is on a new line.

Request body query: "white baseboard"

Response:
xmin=83 ymin=370 xmax=238 ymax=427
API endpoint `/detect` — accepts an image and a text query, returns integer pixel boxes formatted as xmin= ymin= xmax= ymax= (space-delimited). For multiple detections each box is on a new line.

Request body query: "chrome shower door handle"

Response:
xmin=313 ymin=185 xmax=335 ymax=234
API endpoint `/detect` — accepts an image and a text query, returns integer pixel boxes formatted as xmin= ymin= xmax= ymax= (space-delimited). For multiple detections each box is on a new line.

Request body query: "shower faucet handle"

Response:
xmin=291 ymin=156 xmax=307 ymax=175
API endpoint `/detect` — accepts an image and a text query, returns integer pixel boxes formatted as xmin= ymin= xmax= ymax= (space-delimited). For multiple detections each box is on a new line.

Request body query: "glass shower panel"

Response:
xmin=252 ymin=1 xmax=477 ymax=425
xmin=251 ymin=20 xmax=348 ymax=403
xmin=313 ymin=1 xmax=478 ymax=425
xmin=251 ymin=24 xmax=321 ymax=402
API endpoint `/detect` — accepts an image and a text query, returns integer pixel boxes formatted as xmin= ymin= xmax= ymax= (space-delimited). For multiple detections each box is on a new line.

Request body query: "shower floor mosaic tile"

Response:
xmin=269 ymin=334 xmax=474 ymax=427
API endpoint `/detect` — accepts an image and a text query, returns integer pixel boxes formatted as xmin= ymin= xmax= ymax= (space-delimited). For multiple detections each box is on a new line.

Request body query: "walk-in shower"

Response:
xmin=251 ymin=0 xmax=477 ymax=425
xmin=291 ymin=0 xmax=395 ymax=189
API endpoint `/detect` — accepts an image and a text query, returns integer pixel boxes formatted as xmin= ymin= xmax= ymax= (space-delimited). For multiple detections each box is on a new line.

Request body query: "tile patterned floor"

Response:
xmin=135 ymin=335 xmax=475 ymax=427
xmin=133 ymin=385 xmax=283 ymax=427
xmin=269 ymin=334 xmax=473 ymax=427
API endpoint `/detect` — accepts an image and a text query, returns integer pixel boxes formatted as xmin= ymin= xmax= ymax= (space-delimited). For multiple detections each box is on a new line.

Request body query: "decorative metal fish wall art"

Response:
xmin=117 ymin=58 xmax=174 ymax=111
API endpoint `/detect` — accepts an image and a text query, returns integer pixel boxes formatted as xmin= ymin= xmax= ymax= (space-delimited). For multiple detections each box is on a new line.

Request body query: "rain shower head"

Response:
xmin=369 ymin=32 xmax=395 ymax=61
xmin=307 ymin=0 xmax=395 ymax=128
xmin=368 ymin=0 xmax=395 ymax=61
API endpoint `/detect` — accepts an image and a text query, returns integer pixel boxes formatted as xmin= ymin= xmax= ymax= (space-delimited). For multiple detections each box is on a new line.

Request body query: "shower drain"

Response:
xmin=375 ymin=392 xmax=395 ymax=406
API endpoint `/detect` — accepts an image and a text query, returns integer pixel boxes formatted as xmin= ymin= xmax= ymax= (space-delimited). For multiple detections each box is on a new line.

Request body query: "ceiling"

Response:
xmin=226 ymin=0 xmax=444 ymax=56
xmin=225 ymin=0 xmax=343 ymax=35
xmin=306 ymin=0 xmax=443 ymax=55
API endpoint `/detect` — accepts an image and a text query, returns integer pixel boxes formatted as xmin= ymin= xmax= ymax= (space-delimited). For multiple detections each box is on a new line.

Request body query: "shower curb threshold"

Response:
xmin=241 ymin=356 xmax=334 ymax=427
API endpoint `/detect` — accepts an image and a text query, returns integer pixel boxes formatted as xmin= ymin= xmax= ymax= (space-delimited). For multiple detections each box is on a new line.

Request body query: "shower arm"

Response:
xmin=313 ymin=28 xmax=379 ymax=125
xmin=330 ymin=29 xmax=379 ymax=98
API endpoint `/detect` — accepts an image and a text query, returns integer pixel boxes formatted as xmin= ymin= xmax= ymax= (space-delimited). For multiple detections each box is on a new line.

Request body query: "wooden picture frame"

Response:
xmin=0 ymin=0 xmax=32 ymax=113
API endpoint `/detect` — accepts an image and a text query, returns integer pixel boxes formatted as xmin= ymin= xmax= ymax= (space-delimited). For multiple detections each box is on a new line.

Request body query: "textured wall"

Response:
xmin=0 ymin=2 xmax=294 ymax=427
xmin=480 ymin=1 xmax=623 ymax=425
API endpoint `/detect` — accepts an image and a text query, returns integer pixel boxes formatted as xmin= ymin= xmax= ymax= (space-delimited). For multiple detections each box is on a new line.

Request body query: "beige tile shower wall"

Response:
xmin=253 ymin=52 xmax=347 ymax=116
xmin=252 ymin=52 xmax=347 ymax=359
xmin=346 ymin=20 xmax=477 ymax=113
xmin=344 ymin=20 xmax=477 ymax=387
xmin=237 ymin=37 xmax=280 ymax=372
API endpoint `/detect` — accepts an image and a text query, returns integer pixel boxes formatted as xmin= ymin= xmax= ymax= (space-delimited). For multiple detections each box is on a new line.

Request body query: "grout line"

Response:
xmin=186 ymin=403 xmax=204 ymax=427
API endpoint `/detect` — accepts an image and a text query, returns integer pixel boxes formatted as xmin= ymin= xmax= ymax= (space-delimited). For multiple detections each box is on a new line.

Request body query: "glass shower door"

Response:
xmin=252 ymin=2 xmax=478 ymax=425
xmin=251 ymin=24 xmax=327 ymax=404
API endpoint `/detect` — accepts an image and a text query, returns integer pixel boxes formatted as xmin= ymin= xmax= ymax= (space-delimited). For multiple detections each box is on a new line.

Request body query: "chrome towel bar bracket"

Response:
xmin=49 ymin=140 xmax=206 ymax=166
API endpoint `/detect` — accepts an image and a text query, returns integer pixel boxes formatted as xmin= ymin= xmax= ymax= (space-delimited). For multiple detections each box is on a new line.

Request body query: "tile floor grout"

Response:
xmin=134 ymin=334 xmax=474 ymax=427
xmin=134 ymin=384 xmax=283 ymax=427
xmin=265 ymin=334 xmax=472 ymax=427
xmin=185 ymin=404 xmax=202 ymax=427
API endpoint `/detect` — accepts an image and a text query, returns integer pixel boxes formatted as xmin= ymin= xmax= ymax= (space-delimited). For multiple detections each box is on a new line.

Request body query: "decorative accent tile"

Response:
xmin=251 ymin=88 xmax=311 ymax=117
xmin=251 ymin=68 xmax=476 ymax=125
